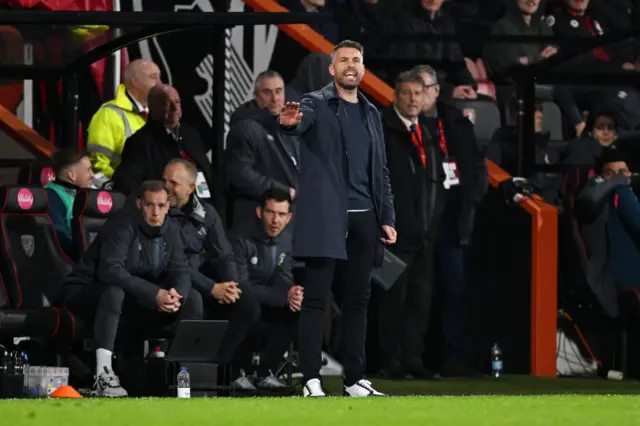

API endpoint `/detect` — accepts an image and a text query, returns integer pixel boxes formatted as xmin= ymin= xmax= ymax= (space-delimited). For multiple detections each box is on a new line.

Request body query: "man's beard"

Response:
xmin=336 ymin=76 xmax=361 ymax=91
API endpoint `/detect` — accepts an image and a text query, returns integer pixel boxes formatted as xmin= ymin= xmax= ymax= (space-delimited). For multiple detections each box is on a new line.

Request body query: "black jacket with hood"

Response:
xmin=169 ymin=194 xmax=238 ymax=295
xmin=230 ymin=221 xmax=293 ymax=308
xmin=482 ymin=3 xmax=554 ymax=83
xmin=64 ymin=207 xmax=191 ymax=310
xmin=225 ymin=101 xmax=299 ymax=233
xmin=286 ymin=52 xmax=333 ymax=103
xmin=112 ymin=120 xmax=214 ymax=202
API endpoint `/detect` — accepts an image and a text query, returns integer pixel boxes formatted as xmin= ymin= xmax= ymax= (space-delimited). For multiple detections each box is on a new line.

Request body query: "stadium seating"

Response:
xmin=542 ymin=101 xmax=564 ymax=141
xmin=454 ymin=100 xmax=501 ymax=151
xmin=0 ymin=186 xmax=73 ymax=310
xmin=70 ymin=189 xmax=126 ymax=262
xmin=17 ymin=159 xmax=55 ymax=187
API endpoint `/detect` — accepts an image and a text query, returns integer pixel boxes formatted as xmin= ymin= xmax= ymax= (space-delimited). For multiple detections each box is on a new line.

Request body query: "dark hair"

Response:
xmin=394 ymin=70 xmax=425 ymax=92
xmin=51 ymin=149 xmax=89 ymax=177
xmin=586 ymin=108 xmax=618 ymax=134
xmin=595 ymin=146 xmax=629 ymax=174
xmin=138 ymin=180 xmax=168 ymax=199
xmin=331 ymin=40 xmax=364 ymax=61
xmin=260 ymin=188 xmax=292 ymax=211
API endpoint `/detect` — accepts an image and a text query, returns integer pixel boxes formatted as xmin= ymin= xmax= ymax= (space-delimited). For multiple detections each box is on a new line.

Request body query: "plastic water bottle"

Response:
xmin=491 ymin=343 xmax=503 ymax=378
xmin=177 ymin=367 xmax=191 ymax=398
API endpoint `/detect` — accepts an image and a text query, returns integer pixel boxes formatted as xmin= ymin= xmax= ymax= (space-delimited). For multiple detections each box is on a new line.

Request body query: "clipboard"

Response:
xmin=371 ymin=248 xmax=407 ymax=291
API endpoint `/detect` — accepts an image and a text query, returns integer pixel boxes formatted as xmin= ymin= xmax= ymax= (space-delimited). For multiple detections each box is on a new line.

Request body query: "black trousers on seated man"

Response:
xmin=297 ymin=209 xmax=378 ymax=386
xmin=210 ymin=290 xmax=296 ymax=377
xmin=65 ymin=283 xmax=204 ymax=352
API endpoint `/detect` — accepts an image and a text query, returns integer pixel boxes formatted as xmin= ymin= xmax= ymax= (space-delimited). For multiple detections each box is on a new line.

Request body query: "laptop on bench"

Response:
xmin=166 ymin=320 xmax=228 ymax=363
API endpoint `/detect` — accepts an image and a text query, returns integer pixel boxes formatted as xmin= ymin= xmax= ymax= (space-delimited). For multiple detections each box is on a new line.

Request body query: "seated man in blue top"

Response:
xmin=575 ymin=148 xmax=640 ymax=317
xmin=45 ymin=149 xmax=95 ymax=254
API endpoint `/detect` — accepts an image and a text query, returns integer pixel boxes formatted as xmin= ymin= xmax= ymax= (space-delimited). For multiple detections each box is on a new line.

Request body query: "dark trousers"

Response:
xmin=377 ymin=243 xmax=434 ymax=368
xmin=211 ymin=290 xmax=296 ymax=377
xmin=297 ymin=209 xmax=378 ymax=386
xmin=64 ymin=284 xmax=204 ymax=351
xmin=434 ymin=206 xmax=470 ymax=364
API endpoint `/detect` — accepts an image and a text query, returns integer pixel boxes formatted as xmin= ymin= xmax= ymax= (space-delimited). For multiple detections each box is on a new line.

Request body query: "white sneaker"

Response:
xmin=91 ymin=366 xmax=128 ymax=397
xmin=343 ymin=379 xmax=386 ymax=397
xmin=302 ymin=378 xmax=326 ymax=397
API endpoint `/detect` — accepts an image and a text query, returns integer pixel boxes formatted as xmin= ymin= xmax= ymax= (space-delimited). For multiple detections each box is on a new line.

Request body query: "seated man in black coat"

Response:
xmin=62 ymin=180 xmax=203 ymax=398
xmin=223 ymin=188 xmax=302 ymax=392
xmin=112 ymin=84 xmax=214 ymax=202
xmin=163 ymin=158 xmax=241 ymax=302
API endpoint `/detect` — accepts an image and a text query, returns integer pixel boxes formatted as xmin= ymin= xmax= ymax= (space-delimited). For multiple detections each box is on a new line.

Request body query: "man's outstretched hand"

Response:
xmin=280 ymin=102 xmax=303 ymax=127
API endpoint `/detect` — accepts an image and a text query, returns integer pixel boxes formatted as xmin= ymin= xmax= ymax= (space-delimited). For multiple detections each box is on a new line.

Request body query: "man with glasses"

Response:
xmin=411 ymin=64 xmax=488 ymax=377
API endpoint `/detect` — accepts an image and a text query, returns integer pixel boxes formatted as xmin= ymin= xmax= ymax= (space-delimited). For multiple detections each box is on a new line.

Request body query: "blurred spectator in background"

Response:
xmin=226 ymin=70 xmax=299 ymax=241
xmin=390 ymin=0 xmax=482 ymax=101
xmin=378 ymin=71 xmax=436 ymax=380
xmin=487 ymin=97 xmax=562 ymax=202
xmin=547 ymin=0 xmax=640 ymax=136
xmin=483 ymin=0 xmax=556 ymax=103
xmin=588 ymin=0 xmax=639 ymax=34
xmin=413 ymin=64 xmax=488 ymax=377
xmin=563 ymin=108 xmax=618 ymax=167
xmin=279 ymin=0 xmax=339 ymax=43
xmin=112 ymin=84 xmax=214 ymax=202
xmin=87 ymin=59 xmax=160 ymax=187
xmin=286 ymin=53 xmax=333 ymax=102
xmin=46 ymin=149 xmax=94 ymax=255
xmin=573 ymin=147 xmax=637 ymax=316
xmin=336 ymin=0 xmax=393 ymax=80
xmin=562 ymin=108 xmax=619 ymax=229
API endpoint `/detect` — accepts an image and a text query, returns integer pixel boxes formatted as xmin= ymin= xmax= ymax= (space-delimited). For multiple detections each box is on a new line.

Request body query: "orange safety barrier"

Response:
xmin=245 ymin=0 xmax=558 ymax=377
xmin=0 ymin=103 xmax=55 ymax=158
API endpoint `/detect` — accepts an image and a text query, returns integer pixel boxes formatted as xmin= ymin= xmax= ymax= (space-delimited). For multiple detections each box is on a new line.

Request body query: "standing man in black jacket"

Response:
xmin=222 ymin=188 xmax=302 ymax=392
xmin=62 ymin=180 xmax=203 ymax=397
xmin=279 ymin=40 xmax=395 ymax=397
xmin=225 ymin=70 xmax=299 ymax=236
xmin=378 ymin=71 xmax=436 ymax=380
xmin=412 ymin=64 xmax=488 ymax=377
xmin=112 ymin=84 xmax=215 ymax=203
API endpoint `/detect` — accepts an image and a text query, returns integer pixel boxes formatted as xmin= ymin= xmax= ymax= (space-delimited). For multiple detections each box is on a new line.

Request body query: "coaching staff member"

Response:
xmin=62 ymin=180 xmax=203 ymax=397
xmin=279 ymin=39 xmax=396 ymax=397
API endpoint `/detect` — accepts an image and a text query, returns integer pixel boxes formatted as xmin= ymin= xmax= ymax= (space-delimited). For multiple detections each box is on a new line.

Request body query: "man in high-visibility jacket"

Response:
xmin=87 ymin=59 xmax=161 ymax=187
